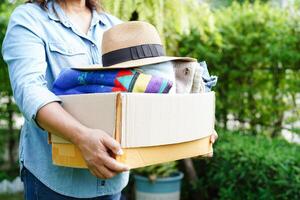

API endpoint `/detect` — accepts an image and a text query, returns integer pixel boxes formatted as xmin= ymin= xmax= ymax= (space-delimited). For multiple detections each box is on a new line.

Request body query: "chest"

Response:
xmin=42 ymin=20 xmax=108 ymax=77
xmin=68 ymin=12 xmax=92 ymax=35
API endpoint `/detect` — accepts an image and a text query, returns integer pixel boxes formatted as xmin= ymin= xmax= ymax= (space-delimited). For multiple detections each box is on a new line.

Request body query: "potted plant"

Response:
xmin=133 ymin=161 xmax=184 ymax=200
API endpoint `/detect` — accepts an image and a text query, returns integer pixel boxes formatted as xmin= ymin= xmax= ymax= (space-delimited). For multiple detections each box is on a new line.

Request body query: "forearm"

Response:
xmin=36 ymin=101 xmax=87 ymax=146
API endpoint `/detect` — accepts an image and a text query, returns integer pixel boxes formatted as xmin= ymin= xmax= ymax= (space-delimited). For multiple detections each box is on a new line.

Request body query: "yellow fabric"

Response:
xmin=132 ymin=73 xmax=152 ymax=92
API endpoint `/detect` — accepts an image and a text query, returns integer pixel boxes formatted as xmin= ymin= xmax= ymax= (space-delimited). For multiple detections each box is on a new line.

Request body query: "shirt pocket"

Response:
xmin=48 ymin=42 xmax=90 ymax=68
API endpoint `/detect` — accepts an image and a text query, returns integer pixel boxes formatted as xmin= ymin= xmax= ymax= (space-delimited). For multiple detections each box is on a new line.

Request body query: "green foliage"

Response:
xmin=102 ymin=1 xmax=300 ymax=137
xmin=0 ymin=166 xmax=19 ymax=181
xmin=133 ymin=162 xmax=178 ymax=179
xmin=0 ymin=0 xmax=22 ymax=167
xmin=0 ymin=0 xmax=13 ymax=93
xmin=0 ymin=193 xmax=23 ymax=200
xmin=183 ymin=130 xmax=300 ymax=200
xmin=207 ymin=0 xmax=272 ymax=8
xmin=102 ymin=0 xmax=214 ymax=54
xmin=179 ymin=2 xmax=300 ymax=136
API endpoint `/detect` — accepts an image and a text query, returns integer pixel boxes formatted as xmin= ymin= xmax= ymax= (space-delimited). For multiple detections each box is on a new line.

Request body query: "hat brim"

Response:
xmin=72 ymin=56 xmax=196 ymax=70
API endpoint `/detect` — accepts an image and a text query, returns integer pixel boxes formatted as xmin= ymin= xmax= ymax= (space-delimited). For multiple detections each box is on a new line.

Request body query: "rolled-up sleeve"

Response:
xmin=2 ymin=7 xmax=61 ymax=127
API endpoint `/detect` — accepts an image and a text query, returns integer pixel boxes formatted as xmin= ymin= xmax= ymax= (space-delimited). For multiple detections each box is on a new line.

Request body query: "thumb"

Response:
xmin=102 ymin=135 xmax=123 ymax=155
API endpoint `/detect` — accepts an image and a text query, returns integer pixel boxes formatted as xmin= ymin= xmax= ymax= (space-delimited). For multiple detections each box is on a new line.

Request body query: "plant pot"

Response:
xmin=134 ymin=172 xmax=184 ymax=200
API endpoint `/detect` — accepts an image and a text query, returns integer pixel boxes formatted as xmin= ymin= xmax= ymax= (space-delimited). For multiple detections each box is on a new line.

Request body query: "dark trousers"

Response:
xmin=21 ymin=167 xmax=121 ymax=200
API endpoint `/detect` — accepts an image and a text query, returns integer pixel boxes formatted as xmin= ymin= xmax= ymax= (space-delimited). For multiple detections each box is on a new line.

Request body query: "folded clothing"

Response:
xmin=199 ymin=61 xmax=217 ymax=92
xmin=173 ymin=61 xmax=217 ymax=93
xmin=138 ymin=61 xmax=176 ymax=94
xmin=52 ymin=68 xmax=173 ymax=95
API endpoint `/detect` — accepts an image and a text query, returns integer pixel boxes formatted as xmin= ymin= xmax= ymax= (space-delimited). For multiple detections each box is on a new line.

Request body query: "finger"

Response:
xmin=96 ymin=165 xmax=117 ymax=179
xmin=102 ymin=135 xmax=123 ymax=155
xmin=92 ymin=153 xmax=118 ymax=178
xmin=88 ymin=165 xmax=105 ymax=179
xmin=95 ymin=150 xmax=129 ymax=172
xmin=205 ymin=152 xmax=213 ymax=157
xmin=91 ymin=170 xmax=105 ymax=179
xmin=210 ymin=134 xmax=218 ymax=144
xmin=200 ymin=152 xmax=213 ymax=158
xmin=102 ymin=155 xmax=130 ymax=172
xmin=210 ymin=136 xmax=215 ymax=143
xmin=213 ymin=130 xmax=218 ymax=140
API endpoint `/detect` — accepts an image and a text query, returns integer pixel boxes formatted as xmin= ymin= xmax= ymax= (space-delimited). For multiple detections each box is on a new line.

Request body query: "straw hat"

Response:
xmin=73 ymin=21 xmax=196 ymax=70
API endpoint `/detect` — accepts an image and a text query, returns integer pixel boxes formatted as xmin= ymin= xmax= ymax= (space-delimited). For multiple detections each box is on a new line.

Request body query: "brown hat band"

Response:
xmin=102 ymin=44 xmax=165 ymax=67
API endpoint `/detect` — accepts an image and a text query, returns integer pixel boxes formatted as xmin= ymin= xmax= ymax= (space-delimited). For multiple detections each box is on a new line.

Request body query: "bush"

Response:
xmin=178 ymin=2 xmax=300 ymax=136
xmin=182 ymin=131 xmax=300 ymax=200
xmin=0 ymin=193 xmax=23 ymax=200
xmin=0 ymin=166 xmax=19 ymax=181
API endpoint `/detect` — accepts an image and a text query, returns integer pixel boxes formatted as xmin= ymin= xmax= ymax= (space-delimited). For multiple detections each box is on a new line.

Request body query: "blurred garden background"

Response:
xmin=0 ymin=0 xmax=299 ymax=199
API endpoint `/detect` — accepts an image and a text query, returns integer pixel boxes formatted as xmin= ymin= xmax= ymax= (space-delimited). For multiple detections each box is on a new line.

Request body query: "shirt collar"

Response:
xmin=47 ymin=1 xmax=107 ymax=27
xmin=91 ymin=10 xmax=108 ymax=27
xmin=47 ymin=1 xmax=62 ymax=22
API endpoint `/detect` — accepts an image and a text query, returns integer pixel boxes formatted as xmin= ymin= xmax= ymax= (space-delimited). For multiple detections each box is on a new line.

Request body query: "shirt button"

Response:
xmin=92 ymin=44 xmax=96 ymax=47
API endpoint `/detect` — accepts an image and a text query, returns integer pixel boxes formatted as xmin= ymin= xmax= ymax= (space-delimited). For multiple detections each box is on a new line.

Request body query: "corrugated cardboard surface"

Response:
xmin=50 ymin=92 xmax=215 ymax=168
xmin=51 ymin=93 xmax=117 ymax=143
xmin=51 ymin=92 xmax=215 ymax=147
xmin=121 ymin=92 xmax=215 ymax=147
xmin=52 ymin=136 xmax=212 ymax=169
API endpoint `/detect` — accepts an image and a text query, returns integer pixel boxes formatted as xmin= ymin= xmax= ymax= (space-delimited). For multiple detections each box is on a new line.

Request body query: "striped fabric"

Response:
xmin=52 ymin=68 xmax=173 ymax=95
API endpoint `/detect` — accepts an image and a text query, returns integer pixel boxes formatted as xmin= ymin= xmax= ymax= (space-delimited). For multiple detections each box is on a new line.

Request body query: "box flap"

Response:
xmin=52 ymin=136 xmax=213 ymax=169
xmin=121 ymin=92 xmax=215 ymax=148
xmin=116 ymin=136 xmax=213 ymax=169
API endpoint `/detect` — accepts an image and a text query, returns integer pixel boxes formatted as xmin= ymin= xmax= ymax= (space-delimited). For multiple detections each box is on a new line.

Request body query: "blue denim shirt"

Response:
xmin=2 ymin=1 xmax=129 ymax=198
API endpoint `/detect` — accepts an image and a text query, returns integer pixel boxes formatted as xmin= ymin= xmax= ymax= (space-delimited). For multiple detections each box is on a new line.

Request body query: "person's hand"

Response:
xmin=75 ymin=127 xmax=129 ymax=179
xmin=203 ymin=130 xmax=218 ymax=158
xmin=210 ymin=130 xmax=218 ymax=144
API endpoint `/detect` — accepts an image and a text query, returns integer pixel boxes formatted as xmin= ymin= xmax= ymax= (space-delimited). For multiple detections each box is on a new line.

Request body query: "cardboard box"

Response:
xmin=50 ymin=92 xmax=215 ymax=169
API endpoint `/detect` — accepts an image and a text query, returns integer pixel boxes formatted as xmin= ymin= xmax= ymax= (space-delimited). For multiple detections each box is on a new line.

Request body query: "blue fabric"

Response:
xmin=52 ymin=68 xmax=129 ymax=95
xmin=199 ymin=61 xmax=218 ymax=92
xmin=21 ymin=167 xmax=122 ymax=200
xmin=2 ymin=0 xmax=129 ymax=198
xmin=52 ymin=68 xmax=173 ymax=95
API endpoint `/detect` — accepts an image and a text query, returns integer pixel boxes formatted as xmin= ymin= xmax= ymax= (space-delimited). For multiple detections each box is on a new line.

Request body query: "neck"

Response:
xmin=59 ymin=0 xmax=88 ymax=13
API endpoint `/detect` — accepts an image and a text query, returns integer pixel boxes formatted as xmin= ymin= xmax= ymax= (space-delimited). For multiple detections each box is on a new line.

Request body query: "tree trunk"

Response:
xmin=183 ymin=158 xmax=198 ymax=181
xmin=271 ymin=65 xmax=284 ymax=137
xmin=183 ymin=158 xmax=203 ymax=200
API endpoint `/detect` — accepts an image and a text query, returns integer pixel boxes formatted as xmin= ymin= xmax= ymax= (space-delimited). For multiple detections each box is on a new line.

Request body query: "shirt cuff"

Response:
xmin=24 ymin=87 xmax=62 ymax=130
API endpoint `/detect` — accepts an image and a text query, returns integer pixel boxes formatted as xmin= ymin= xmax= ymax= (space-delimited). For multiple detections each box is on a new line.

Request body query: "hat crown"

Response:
xmin=102 ymin=21 xmax=163 ymax=54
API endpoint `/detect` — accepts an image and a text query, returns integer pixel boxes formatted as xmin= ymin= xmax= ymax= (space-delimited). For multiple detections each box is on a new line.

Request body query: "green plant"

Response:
xmin=0 ymin=0 xmax=22 ymax=169
xmin=0 ymin=166 xmax=19 ymax=181
xmin=178 ymin=2 xmax=300 ymax=136
xmin=0 ymin=193 xmax=23 ymax=200
xmin=102 ymin=0 xmax=213 ymax=54
xmin=206 ymin=0 xmax=272 ymax=8
xmin=133 ymin=162 xmax=178 ymax=181
xmin=180 ymin=130 xmax=300 ymax=200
